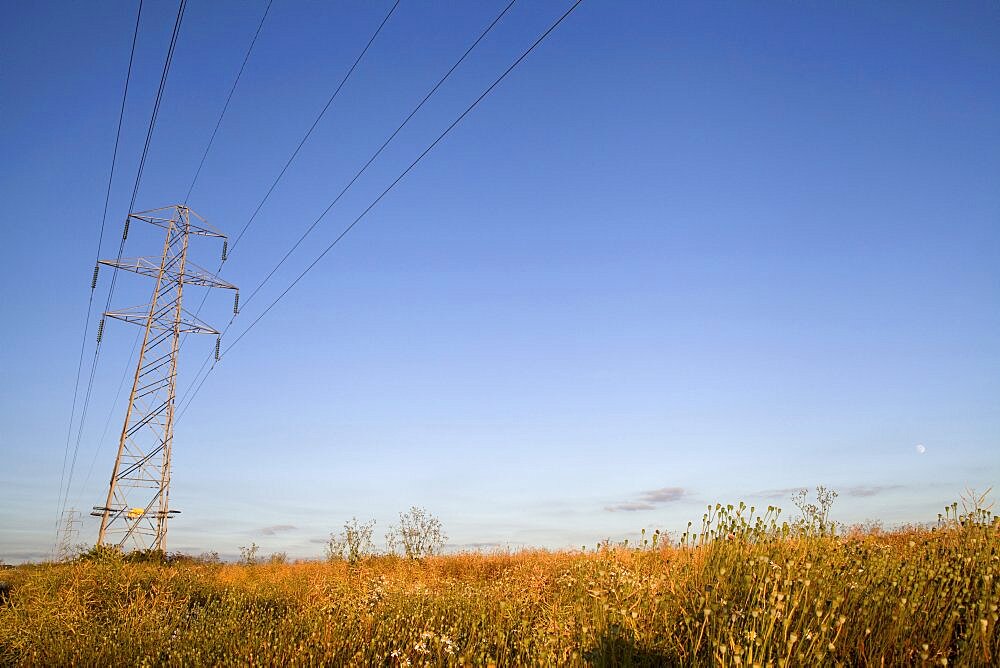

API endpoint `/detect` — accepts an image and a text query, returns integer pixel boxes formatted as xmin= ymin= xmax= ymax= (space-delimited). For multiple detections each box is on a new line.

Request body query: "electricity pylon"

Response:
xmin=92 ymin=205 xmax=237 ymax=551
xmin=56 ymin=509 xmax=81 ymax=561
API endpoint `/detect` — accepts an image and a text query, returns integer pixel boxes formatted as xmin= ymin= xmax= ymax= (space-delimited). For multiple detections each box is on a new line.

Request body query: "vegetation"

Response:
xmin=790 ymin=485 xmax=839 ymax=535
xmin=238 ymin=542 xmax=260 ymax=567
xmin=386 ymin=506 xmax=448 ymax=560
xmin=326 ymin=517 xmax=377 ymax=564
xmin=1 ymin=497 xmax=997 ymax=666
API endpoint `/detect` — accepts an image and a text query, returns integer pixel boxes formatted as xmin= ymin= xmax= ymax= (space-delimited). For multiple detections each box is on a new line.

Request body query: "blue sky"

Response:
xmin=1 ymin=1 xmax=998 ymax=563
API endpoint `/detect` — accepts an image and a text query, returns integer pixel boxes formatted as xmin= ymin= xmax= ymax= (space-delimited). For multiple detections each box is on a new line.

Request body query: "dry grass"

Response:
xmin=1 ymin=506 xmax=998 ymax=666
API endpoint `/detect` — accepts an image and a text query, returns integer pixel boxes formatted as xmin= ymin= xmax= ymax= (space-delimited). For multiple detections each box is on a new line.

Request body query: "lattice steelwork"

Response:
xmin=92 ymin=205 xmax=237 ymax=551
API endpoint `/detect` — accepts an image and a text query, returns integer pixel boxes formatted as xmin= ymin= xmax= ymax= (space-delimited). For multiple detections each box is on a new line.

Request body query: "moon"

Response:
xmin=915 ymin=444 xmax=926 ymax=454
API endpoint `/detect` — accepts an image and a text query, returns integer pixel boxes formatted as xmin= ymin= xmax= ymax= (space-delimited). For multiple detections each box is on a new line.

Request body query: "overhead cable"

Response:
xmin=175 ymin=0 xmax=520 ymax=414
xmin=176 ymin=0 xmax=584 ymax=421
xmin=54 ymin=0 xmax=144 ymax=548
xmin=185 ymin=0 xmax=274 ymax=204
xmin=229 ymin=0 xmax=403 ymax=252
xmin=58 ymin=0 xmax=189 ymax=531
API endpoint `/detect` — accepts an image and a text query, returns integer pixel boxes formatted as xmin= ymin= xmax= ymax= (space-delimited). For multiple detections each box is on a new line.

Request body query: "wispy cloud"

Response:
xmin=844 ymin=485 xmax=902 ymax=498
xmin=642 ymin=487 xmax=686 ymax=504
xmin=0 ymin=550 xmax=51 ymax=564
xmin=749 ymin=485 xmax=904 ymax=500
xmin=749 ymin=487 xmax=805 ymax=499
xmin=605 ymin=487 xmax=687 ymax=512
xmin=605 ymin=502 xmax=656 ymax=512
xmin=259 ymin=524 xmax=297 ymax=536
xmin=748 ymin=485 xmax=905 ymax=499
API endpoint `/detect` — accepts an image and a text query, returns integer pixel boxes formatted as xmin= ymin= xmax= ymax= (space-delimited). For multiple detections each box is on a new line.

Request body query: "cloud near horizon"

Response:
xmin=844 ymin=484 xmax=903 ymax=498
xmin=605 ymin=487 xmax=687 ymax=512
xmin=750 ymin=487 xmax=805 ymax=499
xmin=259 ymin=525 xmax=297 ymax=536
xmin=751 ymin=484 xmax=904 ymax=500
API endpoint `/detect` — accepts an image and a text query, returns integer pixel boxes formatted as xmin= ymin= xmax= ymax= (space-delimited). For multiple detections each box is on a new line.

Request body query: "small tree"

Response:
xmin=239 ymin=542 xmax=259 ymax=566
xmin=326 ymin=517 xmax=376 ymax=564
xmin=791 ymin=486 xmax=838 ymax=535
xmin=385 ymin=506 xmax=447 ymax=559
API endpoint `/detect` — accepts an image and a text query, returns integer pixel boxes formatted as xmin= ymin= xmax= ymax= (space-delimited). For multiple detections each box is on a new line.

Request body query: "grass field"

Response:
xmin=1 ymin=502 xmax=997 ymax=666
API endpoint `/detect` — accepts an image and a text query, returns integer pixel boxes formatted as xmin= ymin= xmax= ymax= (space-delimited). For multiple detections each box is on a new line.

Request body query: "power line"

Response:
xmin=55 ymin=0 xmax=144 ymax=547
xmin=229 ymin=0 xmax=402 ymax=252
xmin=176 ymin=0 xmax=585 ymax=420
xmin=72 ymin=330 xmax=141 ymax=512
xmin=60 ymin=0 xmax=189 ymax=526
xmin=184 ymin=0 xmax=273 ymax=204
xmin=175 ymin=0 xmax=406 ymax=411
xmin=229 ymin=0 xmax=583 ymax=353
xmin=58 ymin=0 xmax=189 ymax=531
xmin=73 ymin=0 xmax=274 ymax=515
xmin=176 ymin=0 xmax=518 ymax=416
xmin=242 ymin=0 xmax=519 ymax=311
xmin=178 ymin=0 xmax=401 ymax=352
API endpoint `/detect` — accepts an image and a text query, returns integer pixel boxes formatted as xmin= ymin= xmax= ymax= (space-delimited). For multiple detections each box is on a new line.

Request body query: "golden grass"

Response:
xmin=1 ymin=512 xmax=997 ymax=666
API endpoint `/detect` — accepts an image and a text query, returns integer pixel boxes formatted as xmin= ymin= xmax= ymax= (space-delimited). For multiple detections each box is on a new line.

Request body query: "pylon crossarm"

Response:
xmin=116 ymin=494 xmax=178 ymax=546
xmin=100 ymin=257 xmax=236 ymax=290
xmin=99 ymin=256 xmax=161 ymax=276
xmin=91 ymin=506 xmax=127 ymax=520
xmin=181 ymin=261 xmax=237 ymax=289
xmin=91 ymin=506 xmax=179 ymax=519
xmin=129 ymin=206 xmax=227 ymax=238
xmin=105 ymin=306 xmax=221 ymax=334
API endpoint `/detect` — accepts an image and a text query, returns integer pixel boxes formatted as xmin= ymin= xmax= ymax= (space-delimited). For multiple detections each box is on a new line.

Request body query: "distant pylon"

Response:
xmin=56 ymin=509 xmax=81 ymax=561
xmin=92 ymin=205 xmax=237 ymax=551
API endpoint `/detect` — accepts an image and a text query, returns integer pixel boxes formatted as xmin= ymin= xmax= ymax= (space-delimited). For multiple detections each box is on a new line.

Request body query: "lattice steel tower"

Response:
xmin=92 ymin=205 xmax=237 ymax=551
xmin=56 ymin=509 xmax=82 ymax=561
